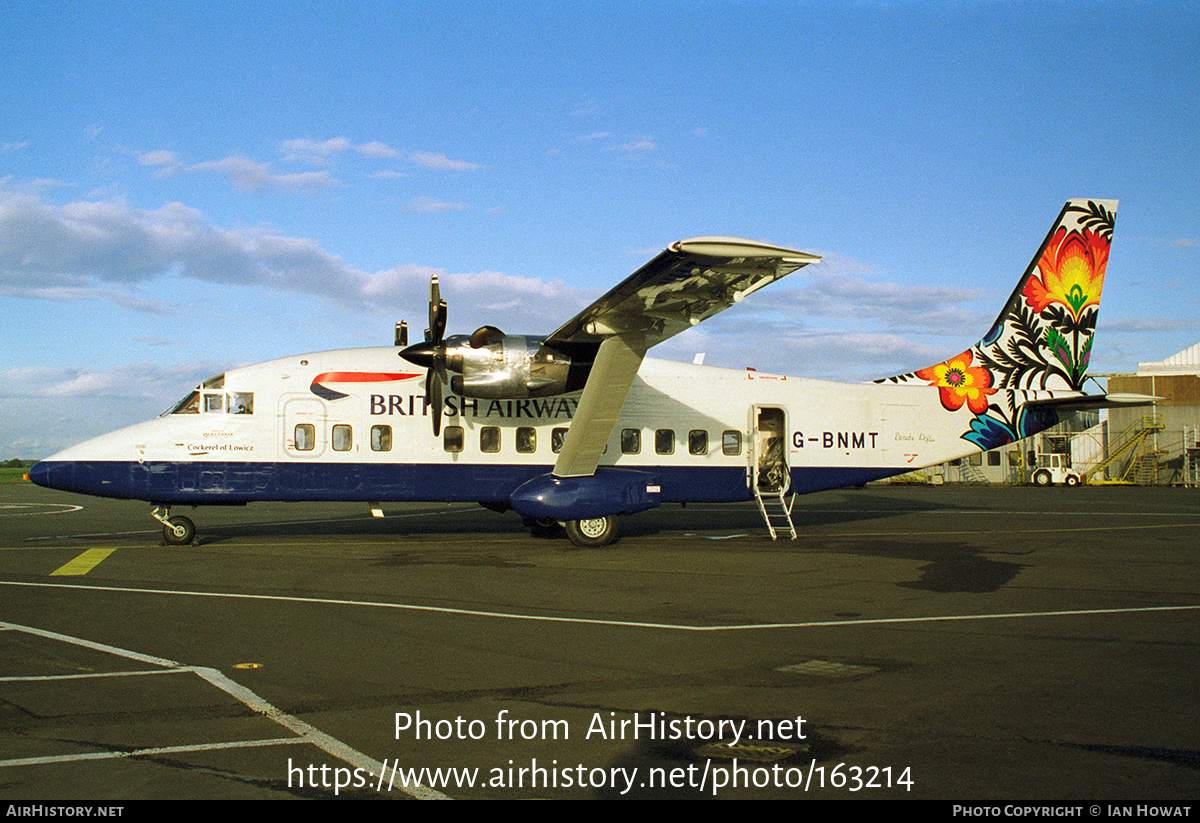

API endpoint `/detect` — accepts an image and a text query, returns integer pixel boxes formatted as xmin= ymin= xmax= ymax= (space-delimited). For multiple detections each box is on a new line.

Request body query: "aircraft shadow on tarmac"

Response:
xmin=177 ymin=489 xmax=1018 ymax=593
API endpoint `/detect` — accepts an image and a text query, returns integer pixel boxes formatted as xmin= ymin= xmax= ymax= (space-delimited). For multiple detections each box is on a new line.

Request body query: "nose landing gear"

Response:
xmin=151 ymin=506 xmax=195 ymax=546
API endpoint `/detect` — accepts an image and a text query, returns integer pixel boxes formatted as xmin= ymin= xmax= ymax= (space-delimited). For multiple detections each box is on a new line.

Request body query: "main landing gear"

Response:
xmin=564 ymin=515 xmax=618 ymax=547
xmin=523 ymin=515 xmax=619 ymax=547
xmin=151 ymin=506 xmax=195 ymax=546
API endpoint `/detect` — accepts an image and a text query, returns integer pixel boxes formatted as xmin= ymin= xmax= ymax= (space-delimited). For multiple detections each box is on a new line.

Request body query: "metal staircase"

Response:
xmin=754 ymin=485 xmax=797 ymax=540
xmin=1079 ymin=414 xmax=1164 ymax=484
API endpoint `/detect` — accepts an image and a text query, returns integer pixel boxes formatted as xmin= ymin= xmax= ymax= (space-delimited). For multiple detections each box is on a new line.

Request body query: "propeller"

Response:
xmin=399 ymin=275 xmax=510 ymax=437
xmin=400 ymin=274 xmax=450 ymax=435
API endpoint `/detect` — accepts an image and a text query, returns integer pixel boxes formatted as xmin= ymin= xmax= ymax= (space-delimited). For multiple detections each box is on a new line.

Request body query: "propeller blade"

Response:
xmin=428 ymin=275 xmax=446 ymax=346
xmin=429 ymin=371 xmax=443 ymax=437
xmin=395 ymin=320 xmax=408 ymax=347
xmin=431 ymin=300 xmax=447 ymax=345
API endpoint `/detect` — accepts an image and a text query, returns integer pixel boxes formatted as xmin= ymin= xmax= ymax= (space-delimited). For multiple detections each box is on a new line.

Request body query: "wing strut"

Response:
xmin=552 ymin=332 xmax=647 ymax=478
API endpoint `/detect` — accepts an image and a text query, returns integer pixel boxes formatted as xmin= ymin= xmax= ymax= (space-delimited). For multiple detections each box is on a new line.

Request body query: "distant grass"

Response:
xmin=0 ymin=466 xmax=31 ymax=483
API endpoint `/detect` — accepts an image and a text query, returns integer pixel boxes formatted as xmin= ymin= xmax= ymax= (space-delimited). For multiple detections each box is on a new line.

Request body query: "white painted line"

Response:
xmin=4 ymin=581 xmax=1197 ymax=633
xmin=0 ymin=503 xmax=83 ymax=517
xmin=0 ymin=620 xmax=182 ymax=667
xmin=0 ymin=668 xmax=185 ymax=683
xmin=0 ymin=737 xmax=305 ymax=768
xmin=0 ymin=620 xmax=447 ymax=800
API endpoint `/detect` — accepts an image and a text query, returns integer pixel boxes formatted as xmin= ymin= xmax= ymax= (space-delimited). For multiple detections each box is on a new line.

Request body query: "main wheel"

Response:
xmin=565 ymin=515 xmax=617 ymax=547
xmin=1033 ymin=470 xmax=1052 ymax=487
xmin=162 ymin=515 xmax=195 ymax=546
xmin=1064 ymin=474 xmax=1080 ymax=487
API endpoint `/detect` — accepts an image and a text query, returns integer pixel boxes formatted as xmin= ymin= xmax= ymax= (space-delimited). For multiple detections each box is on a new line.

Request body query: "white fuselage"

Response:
xmin=33 ymin=347 xmax=984 ymax=506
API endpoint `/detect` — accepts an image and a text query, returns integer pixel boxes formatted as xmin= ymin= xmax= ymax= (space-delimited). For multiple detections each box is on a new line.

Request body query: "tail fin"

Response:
xmin=878 ymin=199 xmax=1117 ymax=448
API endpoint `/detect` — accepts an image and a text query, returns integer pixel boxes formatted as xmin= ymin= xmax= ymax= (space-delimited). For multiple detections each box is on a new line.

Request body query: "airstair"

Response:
xmin=754 ymin=485 xmax=797 ymax=540
xmin=1080 ymin=414 xmax=1165 ymax=484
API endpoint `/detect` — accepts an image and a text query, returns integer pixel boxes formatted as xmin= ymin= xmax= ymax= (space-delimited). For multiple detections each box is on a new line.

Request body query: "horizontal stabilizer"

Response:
xmin=1023 ymin=393 xmax=1161 ymax=413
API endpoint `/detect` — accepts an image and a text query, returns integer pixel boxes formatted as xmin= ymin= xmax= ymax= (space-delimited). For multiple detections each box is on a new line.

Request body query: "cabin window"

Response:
xmin=1008 ymin=451 xmax=1020 ymax=467
xmin=621 ymin=428 xmax=641 ymax=454
xmin=968 ymin=452 xmax=982 ymax=466
xmin=722 ymin=431 xmax=742 ymax=455
xmin=987 ymin=451 xmax=1001 ymax=467
xmin=689 ymin=429 xmax=709 ymax=456
xmin=332 ymin=424 xmax=353 ymax=452
xmin=294 ymin=424 xmax=315 ymax=451
xmin=551 ymin=427 xmax=568 ymax=454
xmin=444 ymin=426 xmax=464 ymax=453
xmin=516 ymin=427 xmax=536 ymax=453
xmin=371 ymin=425 xmax=392 ymax=452
xmin=229 ymin=392 xmax=254 ymax=414
xmin=481 ymin=426 xmax=501 ymax=453
xmin=655 ymin=429 xmax=674 ymax=455
xmin=203 ymin=392 xmax=224 ymax=414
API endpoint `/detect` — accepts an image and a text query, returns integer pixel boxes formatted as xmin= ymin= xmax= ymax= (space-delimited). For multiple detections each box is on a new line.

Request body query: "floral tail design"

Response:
xmin=876 ymin=199 xmax=1117 ymax=450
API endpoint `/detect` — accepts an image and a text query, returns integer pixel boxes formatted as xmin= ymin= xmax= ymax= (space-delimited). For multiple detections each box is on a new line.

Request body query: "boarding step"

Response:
xmin=755 ymin=486 xmax=797 ymax=540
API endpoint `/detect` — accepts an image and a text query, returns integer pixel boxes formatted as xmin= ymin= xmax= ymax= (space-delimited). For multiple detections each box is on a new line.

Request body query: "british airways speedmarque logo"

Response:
xmin=309 ymin=371 xmax=421 ymax=401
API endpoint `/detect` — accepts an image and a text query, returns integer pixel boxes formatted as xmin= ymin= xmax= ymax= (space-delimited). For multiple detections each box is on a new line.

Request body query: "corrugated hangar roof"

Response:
xmin=1138 ymin=342 xmax=1200 ymax=375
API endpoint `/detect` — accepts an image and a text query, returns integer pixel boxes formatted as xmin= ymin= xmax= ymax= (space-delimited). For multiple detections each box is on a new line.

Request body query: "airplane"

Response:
xmin=31 ymin=199 xmax=1136 ymax=547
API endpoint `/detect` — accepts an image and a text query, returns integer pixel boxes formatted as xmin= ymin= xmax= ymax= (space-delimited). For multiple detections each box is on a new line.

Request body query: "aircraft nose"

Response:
xmin=400 ymin=342 xmax=435 ymax=369
xmin=28 ymin=460 xmax=63 ymax=490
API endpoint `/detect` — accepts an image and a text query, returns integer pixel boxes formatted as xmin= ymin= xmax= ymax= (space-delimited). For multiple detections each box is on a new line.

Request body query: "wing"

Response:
xmin=545 ymin=237 xmax=819 ymax=348
xmin=550 ymin=237 xmax=818 ymax=478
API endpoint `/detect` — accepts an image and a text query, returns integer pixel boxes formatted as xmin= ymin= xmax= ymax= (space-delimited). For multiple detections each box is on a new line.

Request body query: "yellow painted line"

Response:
xmin=49 ymin=548 xmax=116 ymax=576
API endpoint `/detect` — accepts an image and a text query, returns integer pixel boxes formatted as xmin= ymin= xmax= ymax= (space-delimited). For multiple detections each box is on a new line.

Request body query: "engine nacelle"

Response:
xmin=448 ymin=334 xmax=577 ymax=399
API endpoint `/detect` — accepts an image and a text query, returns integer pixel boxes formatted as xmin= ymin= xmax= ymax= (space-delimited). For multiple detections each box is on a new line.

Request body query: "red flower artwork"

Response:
xmin=1022 ymin=228 xmax=1110 ymax=320
xmin=916 ymin=350 xmax=996 ymax=414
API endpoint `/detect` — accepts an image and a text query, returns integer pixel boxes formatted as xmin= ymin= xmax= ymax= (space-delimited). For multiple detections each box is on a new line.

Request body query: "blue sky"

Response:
xmin=2 ymin=1 xmax=1198 ymax=457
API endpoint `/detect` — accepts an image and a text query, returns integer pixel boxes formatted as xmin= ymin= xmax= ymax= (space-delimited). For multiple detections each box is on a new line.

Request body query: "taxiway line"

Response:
xmin=4 ymin=580 xmax=1197 ymax=633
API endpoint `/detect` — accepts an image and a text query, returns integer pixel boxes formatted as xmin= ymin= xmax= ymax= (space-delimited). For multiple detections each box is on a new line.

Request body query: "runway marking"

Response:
xmin=4 ymin=580 xmax=1197 ymax=633
xmin=0 ymin=503 xmax=82 ymax=517
xmin=0 ymin=737 xmax=307 ymax=768
xmin=49 ymin=548 xmax=115 ymax=576
xmin=0 ymin=620 xmax=447 ymax=800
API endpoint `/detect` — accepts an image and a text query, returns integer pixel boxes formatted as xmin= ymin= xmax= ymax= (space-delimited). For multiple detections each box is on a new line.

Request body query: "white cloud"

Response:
xmin=407 ymin=196 xmax=469 ymax=212
xmin=186 ymin=156 xmax=338 ymax=192
xmin=137 ymin=149 xmax=178 ymax=167
xmin=0 ymin=184 xmax=576 ymax=330
xmin=277 ymin=137 xmax=402 ymax=164
xmin=409 ymin=151 xmax=483 ymax=171
xmin=617 ymin=138 xmax=656 ymax=153
xmin=356 ymin=141 xmax=401 ymax=159
xmin=277 ymin=137 xmax=352 ymax=164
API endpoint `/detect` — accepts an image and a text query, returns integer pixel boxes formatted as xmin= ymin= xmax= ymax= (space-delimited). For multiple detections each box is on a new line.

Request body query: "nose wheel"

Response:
xmin=151 ymin=506 xmax=196 ymax=545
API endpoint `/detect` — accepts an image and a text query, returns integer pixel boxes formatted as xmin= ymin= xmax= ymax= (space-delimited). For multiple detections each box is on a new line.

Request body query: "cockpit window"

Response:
xmin=166 ymin=391 xmax=200 ymax=415
xmin=164 ymin=375 xmax=254 ymax=416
